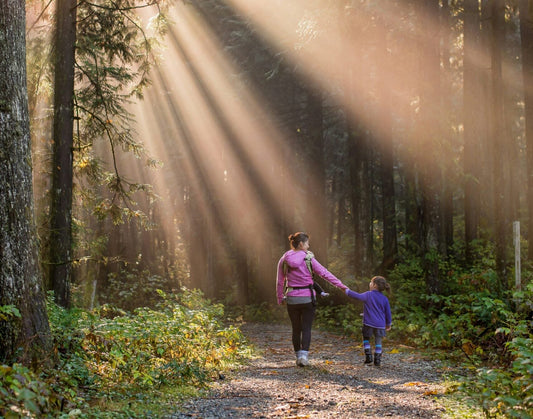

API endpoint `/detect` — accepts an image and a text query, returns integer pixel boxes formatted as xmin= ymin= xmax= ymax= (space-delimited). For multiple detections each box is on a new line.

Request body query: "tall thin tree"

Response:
xmin=463 ymin=0 xmax=483 ymax=261
xmin=376 ymin=16 xmax=398 ymax=272
xmin=519 ymin=0 xmax=533 ymax=260
xmin=490 ymin=0 xmax=509 ymax=291
xmin=417 ymin=0 xmax=444 ymax=294
xmin=49 ymin=0 xmax=77 ymax=308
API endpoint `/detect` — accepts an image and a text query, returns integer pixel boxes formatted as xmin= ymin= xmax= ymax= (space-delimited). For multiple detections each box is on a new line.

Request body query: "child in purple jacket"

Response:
xmin=345 ymin=276 xmax=392 ymax=367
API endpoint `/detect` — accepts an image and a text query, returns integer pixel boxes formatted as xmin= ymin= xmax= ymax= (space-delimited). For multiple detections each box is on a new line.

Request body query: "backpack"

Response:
xmin=282 ymin=251 xmax=325 ymax=305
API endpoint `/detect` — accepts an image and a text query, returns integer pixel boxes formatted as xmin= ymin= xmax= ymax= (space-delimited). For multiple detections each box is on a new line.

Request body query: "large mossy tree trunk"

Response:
xmin=0 ymin=0 xmax=51 ymax=363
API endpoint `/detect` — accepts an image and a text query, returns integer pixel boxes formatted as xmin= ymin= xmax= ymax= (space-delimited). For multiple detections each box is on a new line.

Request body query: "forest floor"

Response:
xmin=170 ymin=322 xmax=480 ymax=419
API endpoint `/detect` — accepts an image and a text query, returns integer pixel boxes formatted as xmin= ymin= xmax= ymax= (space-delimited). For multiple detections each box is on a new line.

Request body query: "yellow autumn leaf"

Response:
xmin=405 ymin=382 xmax=424 ymax=387
xmin=390 ymin=348 xmax=399 ymax=354
xmin=424 ymin=390 xmax=438 ymax=396
xmin=325 ymin=360 xmax=333 ymax=365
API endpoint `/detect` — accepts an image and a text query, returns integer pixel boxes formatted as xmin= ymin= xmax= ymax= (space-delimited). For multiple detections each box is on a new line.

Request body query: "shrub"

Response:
xmin=0 ymin=288 xmax=252 ymax=417
xmin=460 ymin=314 xmax=533 ymax=418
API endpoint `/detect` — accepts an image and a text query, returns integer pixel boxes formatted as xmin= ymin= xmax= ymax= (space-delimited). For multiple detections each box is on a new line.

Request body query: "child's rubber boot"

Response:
xmin=364 ymin=349 xmax=373 ymax=365
xmin=374 ymin=352 xmax=382 ymax=367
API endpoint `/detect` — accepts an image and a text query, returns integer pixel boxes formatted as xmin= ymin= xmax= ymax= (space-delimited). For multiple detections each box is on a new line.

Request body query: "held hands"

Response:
xmin=320 ymin=292 xmax=329 ymax=297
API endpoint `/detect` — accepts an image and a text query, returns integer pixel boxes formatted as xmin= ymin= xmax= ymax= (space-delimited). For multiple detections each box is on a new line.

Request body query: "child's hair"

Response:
xmin=288 ymin=232 xmax=309 ymax=250
xmin=371 ymin=276 xmax=391 ymax=293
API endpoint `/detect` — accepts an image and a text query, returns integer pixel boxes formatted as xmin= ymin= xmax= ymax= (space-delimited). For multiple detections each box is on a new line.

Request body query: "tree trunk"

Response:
xmin=440 ymin=0 xmax=454 ymax=253
xmin=519 ymin=0 xmax=533 ymax=260
xmin=304 ymin=89 xmax=328 ymax=263
xmin=376 ymin=18 xmax=398 ymax=272
xmin=463 ymin=0 xmax=482 ymax=259
xmin=349 ymin=131 xmax=373 ymax=277
xmin=49 ymin=0 xmax=77 ymax=308
xmin=417 ymin=0 xmax=443 ymax=294
xmin=490 ymin=0 xmax=509 ymax=292
xmin=0 ymin=0 xmax=51 ymax=363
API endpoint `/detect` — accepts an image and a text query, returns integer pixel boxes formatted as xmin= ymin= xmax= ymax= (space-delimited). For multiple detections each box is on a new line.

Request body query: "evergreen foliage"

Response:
xmin=17 ymin=1 xmax=533 ymax=416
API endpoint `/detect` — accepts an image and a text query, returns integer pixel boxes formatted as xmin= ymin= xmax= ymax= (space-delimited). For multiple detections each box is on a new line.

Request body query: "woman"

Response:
xmin=276 ymin=232 xmax=348 ymax=366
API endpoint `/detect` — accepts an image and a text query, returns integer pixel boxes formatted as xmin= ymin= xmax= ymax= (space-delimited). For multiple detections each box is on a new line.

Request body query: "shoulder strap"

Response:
xmin=304 ymin=251 xmax=314 ymax=275
xmin=282 ymin=260 xmax=289 ymax=275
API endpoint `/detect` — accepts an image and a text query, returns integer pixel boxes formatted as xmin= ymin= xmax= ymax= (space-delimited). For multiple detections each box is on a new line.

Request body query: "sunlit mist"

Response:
xmin=126 ymin=0 xmax=509 ymax=294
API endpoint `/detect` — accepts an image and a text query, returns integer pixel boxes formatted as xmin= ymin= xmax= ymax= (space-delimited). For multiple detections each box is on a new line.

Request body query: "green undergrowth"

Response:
xmin=0 ymin=288 xmax=253 ymax=418
xmin=312 ymin=262 xmax=533 ymax=419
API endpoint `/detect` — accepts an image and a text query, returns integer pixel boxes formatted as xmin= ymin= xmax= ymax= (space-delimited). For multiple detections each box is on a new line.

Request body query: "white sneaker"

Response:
xmin=298 ymin=350 xmax=309 ymax=366
xmin=295 ymin=350 xmax=302 ymax=366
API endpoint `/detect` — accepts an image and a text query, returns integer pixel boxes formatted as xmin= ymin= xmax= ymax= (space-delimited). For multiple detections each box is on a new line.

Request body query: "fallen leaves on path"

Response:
xmin=171 ymin=322 xmax=448 ymax=418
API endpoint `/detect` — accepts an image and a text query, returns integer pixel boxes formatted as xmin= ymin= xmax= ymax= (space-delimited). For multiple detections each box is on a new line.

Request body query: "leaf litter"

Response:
xmin=170 ymin=322 xmax=450 ymax=418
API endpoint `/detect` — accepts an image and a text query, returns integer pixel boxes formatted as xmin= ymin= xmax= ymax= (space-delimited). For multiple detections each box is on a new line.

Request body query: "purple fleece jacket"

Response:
xmin=345 ymin=289 xmax=392 ymax=329
xmin=276 ymin=250 xmax=347 ymax=305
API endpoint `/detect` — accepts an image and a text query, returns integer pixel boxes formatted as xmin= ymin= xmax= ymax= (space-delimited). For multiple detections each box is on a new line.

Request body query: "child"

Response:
xmin=345 ymin=276 xmax=392 ymax=367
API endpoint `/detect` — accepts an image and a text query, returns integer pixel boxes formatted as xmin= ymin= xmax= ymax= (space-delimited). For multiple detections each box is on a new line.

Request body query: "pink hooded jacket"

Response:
xmin=276 ymin=250 xmax=347 ymax=305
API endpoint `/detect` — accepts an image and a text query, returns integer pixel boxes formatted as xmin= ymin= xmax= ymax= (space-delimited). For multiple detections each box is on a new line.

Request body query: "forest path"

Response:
xmin=172 ymin=322 xmax=451 ymax=418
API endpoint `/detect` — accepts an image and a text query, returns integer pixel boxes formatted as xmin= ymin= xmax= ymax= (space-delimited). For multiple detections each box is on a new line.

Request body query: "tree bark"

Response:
xmin=376 ymin=18 xmax=398 ymax=272
xmin=49 ymin=0 xmax=77 ymax=308
xmin=417 ymin=0 xmax=443 ymax=294
xmin=440 ymin=0 xmax=454 ymax=253
xmin=0 ymin=0 xmax=51 ymax=363
xmin=490 ymin=0 xmax=509 ymax=291
xmin=519 ymin=0 xmax=533 ymax=260
xmin=304 ymin=89 xmax=328 ymax=263
xmin=463 ymin=0 xmax=483 ymax=259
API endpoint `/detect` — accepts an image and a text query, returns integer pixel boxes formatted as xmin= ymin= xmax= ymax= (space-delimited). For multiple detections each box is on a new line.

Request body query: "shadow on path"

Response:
xmin=171 ymin=322 xmax=448 ymax=418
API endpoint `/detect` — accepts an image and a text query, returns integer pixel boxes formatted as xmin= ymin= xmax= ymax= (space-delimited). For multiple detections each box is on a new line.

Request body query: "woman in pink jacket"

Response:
xmin=276 ymin=232 xmax=348 ymax=366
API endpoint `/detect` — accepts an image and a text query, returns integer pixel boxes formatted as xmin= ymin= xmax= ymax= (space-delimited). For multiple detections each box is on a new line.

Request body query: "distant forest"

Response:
xmin=24 ymin=0 xmax=533 ymax=308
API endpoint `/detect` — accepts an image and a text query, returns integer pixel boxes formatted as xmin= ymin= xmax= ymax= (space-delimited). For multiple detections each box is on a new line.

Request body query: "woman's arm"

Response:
xmin=311 ymin=258 xmax=348 ymax=290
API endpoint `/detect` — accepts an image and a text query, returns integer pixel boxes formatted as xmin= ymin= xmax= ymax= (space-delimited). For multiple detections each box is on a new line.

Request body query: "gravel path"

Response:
xmin=172 ymin=322 xmax=449 ymax=418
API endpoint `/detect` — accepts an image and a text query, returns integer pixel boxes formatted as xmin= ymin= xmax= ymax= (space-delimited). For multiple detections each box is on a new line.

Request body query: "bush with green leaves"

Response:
xmin=0 ymin=363 xmax=59 ymax=417
xmin=80 ymin=289 xmax=248 ymax=393
xmin=102 ymin=268 xmax=174 ymax=311
xmin=458 ymin=299 xmax=532 ymax=418
xmin=315 ymin=300 xmax=363 ymax=336
xmin=1 ymin=288 xmax=251 ymax=417
xmin=388 ymin=253 xmax=533 ymax=418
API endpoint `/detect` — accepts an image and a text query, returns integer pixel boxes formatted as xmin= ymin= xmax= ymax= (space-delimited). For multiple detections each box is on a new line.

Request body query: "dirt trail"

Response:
xmin=172 ymin=322 xmax=449 ymax=418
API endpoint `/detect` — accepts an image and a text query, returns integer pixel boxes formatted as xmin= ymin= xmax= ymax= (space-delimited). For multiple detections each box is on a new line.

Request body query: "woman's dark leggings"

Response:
xmin=287 ymin=302 xmax=316 ymax=352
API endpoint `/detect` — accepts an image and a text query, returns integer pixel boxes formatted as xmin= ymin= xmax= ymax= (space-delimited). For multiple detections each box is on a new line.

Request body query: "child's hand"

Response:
xmin=320 ymin=292 xmax=329 ymax=297
xmin=386 ymin=325 xmax=391 ymax=331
